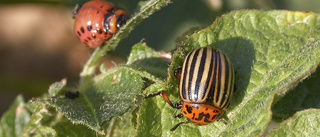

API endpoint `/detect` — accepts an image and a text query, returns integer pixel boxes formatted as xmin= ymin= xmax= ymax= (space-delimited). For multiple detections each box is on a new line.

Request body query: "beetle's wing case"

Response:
xmin=179 ymin=47 xmax=234 ymax=110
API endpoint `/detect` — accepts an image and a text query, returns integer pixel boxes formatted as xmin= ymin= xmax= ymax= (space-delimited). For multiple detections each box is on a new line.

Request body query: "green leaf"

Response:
xmin=127 ymin=42 xmax=170 ymax=80
xmin=42 ymin=68 xmax=144 ymax=134
xmin=272 ymin=68 xmax=320 ymax=120
xmin=23 ymin=104 xmax=57 ymax=136
xmin=48 ymin=78 xmax=67 ymax=97
xmin=137 ymin=10 xmax=320 ymax=136
xmin=267 ymin=109 xmax=320 ymax=136
xmin=104 ymin=113 xmax=135 ymax=137
xmin=23 ymin=104 xmax=102 ymax=137
xmin=0 ymin=95 xmax=30 ymax=137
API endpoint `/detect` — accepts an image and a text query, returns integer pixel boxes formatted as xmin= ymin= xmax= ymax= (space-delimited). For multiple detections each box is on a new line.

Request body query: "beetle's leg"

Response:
xmin=143 ymin=91 xmax=162 ymax=99
xmin=72 ymin=4 xmax=81 ymax=19
xmin=174 ymin=67 xmax=182 ymax=81
xmin=144 ymin=91 xmax=181 ymax=109
xmin=173 ymin=114 xmax=183 ymax=119
xmin=170 ymin=121 xmax=189 ymax=131
xmin=161 ymin=91 xmax=182 ymax=109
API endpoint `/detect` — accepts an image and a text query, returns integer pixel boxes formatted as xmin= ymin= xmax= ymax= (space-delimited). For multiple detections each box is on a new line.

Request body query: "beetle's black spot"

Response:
xmin=205 ymin=108 xmax=208 ymax=111
xmin=196 ymin=113 xmax=211 ymax=123
xmin=97 ymin=29 xmax=102 ymax=34
xmin=77 ymin=31 xmax=81 ymax=36
xmin=87 ymin=37 xmax=91 ymax=40
xmin=192 ymin=113 xmax=195 ymax=120
xmin=100 ymin=5 xmax=103 ymax=8
xmin=80 ymin=27 xmax=84 ymax=33
xmin=84 ymin=39 xmax=88 ymax=43
xmin=186 ymin=105 xmax=192 ymax=113
xmin=87 ymin=25 xmax=92 ymax=31
xmin=65 ymin=91 xmax=79 ymax=99
xmin=211 ymin=115 xmax=217 ymax=120
xmin=97 ymin=10 xmax=100 ymax=14
xmin=183 ymin=111 xmax=187 ymax=114
xmin=92 ymin=34 xmax=96 ymax=39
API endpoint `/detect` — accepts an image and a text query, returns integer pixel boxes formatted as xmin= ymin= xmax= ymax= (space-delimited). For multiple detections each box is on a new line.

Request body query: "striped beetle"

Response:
xmin=145 ymin=47 xmax=235 ymax=131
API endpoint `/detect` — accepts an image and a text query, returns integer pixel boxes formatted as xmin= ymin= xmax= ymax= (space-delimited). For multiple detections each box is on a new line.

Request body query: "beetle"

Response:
xmin=145 ymin=47 xmax=235 ymax=131
xmin=65 ymin=91 xmax=80 ymax=99
xmin=73 ymin=0 xmax=127 ymax=48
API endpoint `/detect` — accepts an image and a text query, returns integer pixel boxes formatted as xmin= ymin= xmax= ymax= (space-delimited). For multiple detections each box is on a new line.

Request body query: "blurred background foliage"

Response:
xmin=0 ymin=0 xmax=319 ymax=116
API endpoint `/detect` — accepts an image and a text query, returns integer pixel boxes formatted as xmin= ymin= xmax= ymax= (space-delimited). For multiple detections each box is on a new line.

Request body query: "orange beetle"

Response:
xmin=73 ymin=0 xmax=126 ymax=48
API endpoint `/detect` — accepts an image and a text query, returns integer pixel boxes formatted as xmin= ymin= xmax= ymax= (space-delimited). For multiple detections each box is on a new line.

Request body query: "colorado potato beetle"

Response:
xmin=146 ymin=47 xmax=235 ymax=131
xmin=73 ymin=0 xmax=127 ymax=48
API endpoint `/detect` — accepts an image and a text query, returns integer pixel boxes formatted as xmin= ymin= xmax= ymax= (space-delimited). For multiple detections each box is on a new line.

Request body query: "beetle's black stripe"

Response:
xmin=213 ymin=52 xmax=220 ymax=106
xmin=212 ymin=51 xmax=232 ymax=110
xmin=188 ymin=49 xmax=200 ymax=101
xmin=205 ymin=50 xmax=217 ymax=104
xmin=197 ymin=48 xmax=214 ymax=102
xmin=202 ymin=49 xmax=214 ymax=101
xmin=221 ymin=56 xmax=234 ymax=109
xmin=214 ymin=54 xmax=223 ymax=106
xmin=221 ymin=55 xmax=230 ymax=108
xmin=194 ymin=48 xmax=207 ymax=101
xmin=180 ymin=49 xmax=195 ymax=101
xmin=224 ymin=54 xmax=234 ymax=109
xmin=220 ymin=56 xmax=228 ymax=108
xmin=181 ymin=51 xmax=192 ymax=99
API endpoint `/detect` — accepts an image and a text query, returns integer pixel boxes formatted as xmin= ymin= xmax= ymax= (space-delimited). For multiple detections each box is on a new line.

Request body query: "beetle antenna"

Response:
xmin=170 ymin=121 xmax=189 ymax=131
